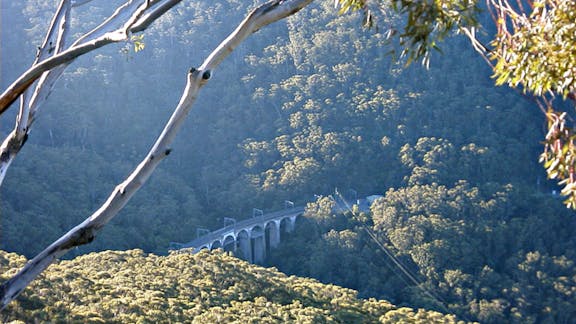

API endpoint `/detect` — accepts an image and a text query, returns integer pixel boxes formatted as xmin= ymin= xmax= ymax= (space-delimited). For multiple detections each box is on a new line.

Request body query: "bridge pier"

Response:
xmin=266 ymin=221 xmax=281 ymax=249
xmin=237 ymin=230 xmax=252 ymax=262
xmin=279 ymin=215 xmax=297 ymax=241
xmin=252 ymin=226 xmax=266 ymax=264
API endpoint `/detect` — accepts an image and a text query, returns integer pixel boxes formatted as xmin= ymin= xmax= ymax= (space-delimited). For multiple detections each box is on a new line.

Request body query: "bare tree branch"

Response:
xmin=0 ymin=0 xmax=163 ymax=185
xmin=0 ymin=0 xmax=155 ymax=116
xmin=71 ymin=0 xmax=96 ymax=7
xmin=132 ymin=0 xmax=183 ymax=33
xmin=0 ymin=0 xmax=313 ymax=310
xmin=0 ymin=0 xmax=72 ymax=185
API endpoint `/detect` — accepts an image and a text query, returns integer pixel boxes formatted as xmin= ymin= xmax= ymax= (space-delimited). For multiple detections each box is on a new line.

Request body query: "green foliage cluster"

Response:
xmin=335 ymin=0 xmax=575 ymax=99
xmin=539 ymin=110 xmax=576 ymax=207
xmin=335 ymin=0 xmax=480 ymax=66
xmin=0 ymin=249 xmax=463 ymax=322
xmin=491 ymin=0 xmax=576 ymax=98
xmin=488 ymin=0 xmax=576 ymax=208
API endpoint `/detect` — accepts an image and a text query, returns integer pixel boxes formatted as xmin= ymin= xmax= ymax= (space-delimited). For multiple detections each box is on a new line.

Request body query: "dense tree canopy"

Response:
xmin=1 ymin=249 xmax=466 ymax=322
xmin=1 ymin=0 xmax=576 ymax=321
xmin=337 ymin=0 xmax=576 ymax=206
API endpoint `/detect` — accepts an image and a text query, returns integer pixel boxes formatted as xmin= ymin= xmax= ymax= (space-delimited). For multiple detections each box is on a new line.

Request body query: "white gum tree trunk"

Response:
xmin=0 ymin=0 xmax=313 ymax=311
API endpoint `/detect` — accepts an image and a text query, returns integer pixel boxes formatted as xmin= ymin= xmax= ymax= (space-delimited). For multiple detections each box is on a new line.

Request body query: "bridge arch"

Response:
xmin=223 ymin=235 xmax=235 ymax=252
xmin=237 ymin=230 xmax=251 ymax=262
xmin=210 ymin=240 xmax=222 ymax=250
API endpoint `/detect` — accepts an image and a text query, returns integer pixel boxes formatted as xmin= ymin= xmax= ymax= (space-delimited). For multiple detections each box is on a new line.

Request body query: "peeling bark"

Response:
xmin=0 ymin=0 xmax=313 ymax=310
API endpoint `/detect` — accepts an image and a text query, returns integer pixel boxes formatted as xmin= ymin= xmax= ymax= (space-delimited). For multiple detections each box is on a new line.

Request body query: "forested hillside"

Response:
xmin=1 ymin=0 xmax=575 ymax=323
xmin=1 ymin=0 xmax=546 ymax=256
xmin=1 ymin=249 xmax=465 ymax=322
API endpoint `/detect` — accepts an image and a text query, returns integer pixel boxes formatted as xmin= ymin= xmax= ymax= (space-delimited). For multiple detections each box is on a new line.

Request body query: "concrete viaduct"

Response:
xmin=170 ymin=206 xmax=305 ymax=264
